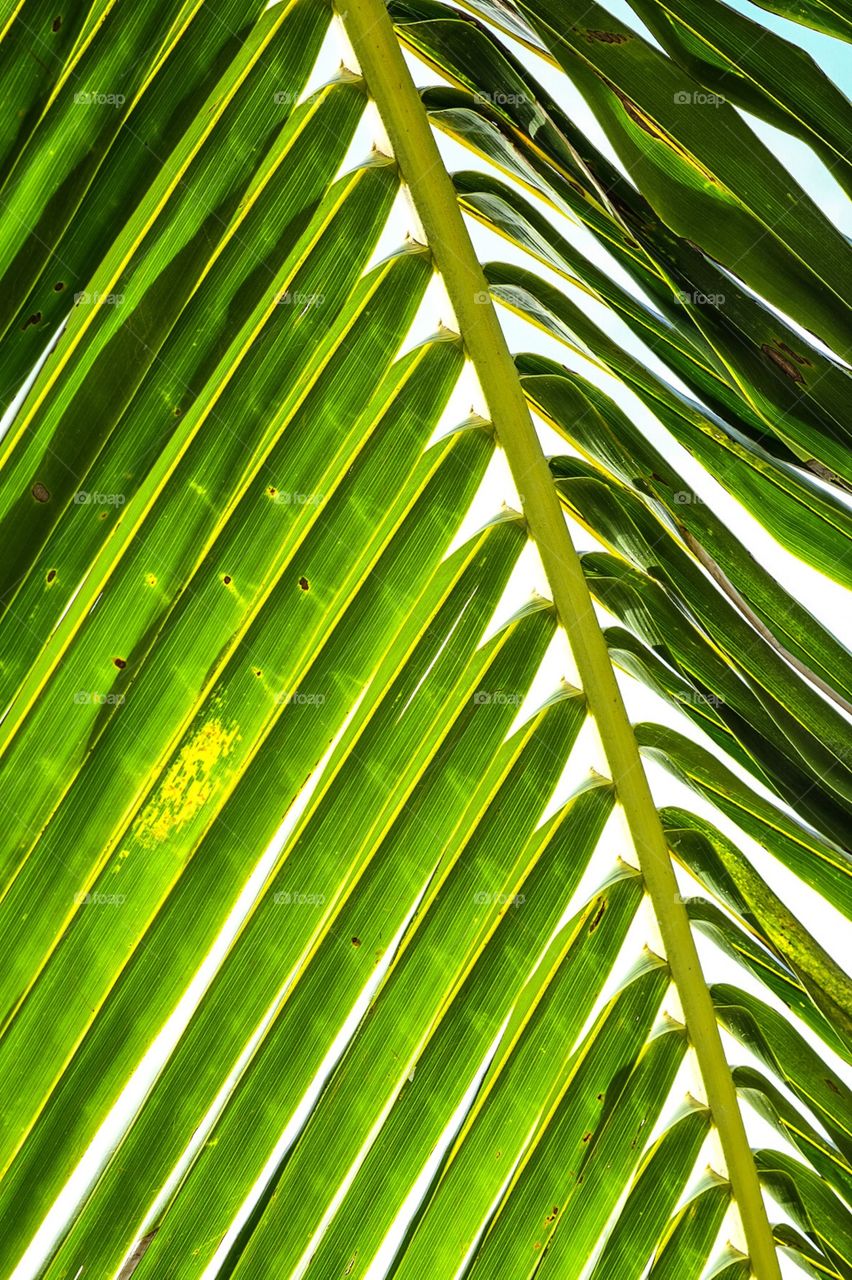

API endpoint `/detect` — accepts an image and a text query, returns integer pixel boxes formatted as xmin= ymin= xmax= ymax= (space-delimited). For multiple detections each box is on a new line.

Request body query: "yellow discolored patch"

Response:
xmin=136 ymin=718 xmax=240 ymax=847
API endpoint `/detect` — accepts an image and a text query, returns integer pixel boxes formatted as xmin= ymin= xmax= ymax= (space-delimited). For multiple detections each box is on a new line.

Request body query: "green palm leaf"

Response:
xmin=0 ymin=0 xmax=848 ymax=1276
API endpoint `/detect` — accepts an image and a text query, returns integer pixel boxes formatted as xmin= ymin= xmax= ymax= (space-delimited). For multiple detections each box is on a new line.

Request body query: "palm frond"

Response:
xmin=0 ymin=0 xmax=848 ymax=1276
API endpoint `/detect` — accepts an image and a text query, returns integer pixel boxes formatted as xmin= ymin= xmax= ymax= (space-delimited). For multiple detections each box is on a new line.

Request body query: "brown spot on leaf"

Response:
xmin=46 ymin=569 xmax=56 ymax=583
xmin=582 ymin=1132 xmax=592 ymax=1142
xmin=54 ymin=281 xmax=65 ymax=291
xmin=222 ymin=574 xmax=232 ymax=585
xmin=114 ymin=657 xmax=126 ymax=669
xmin=51 ymin=15 xmax=62 ymax=31
xmin=32 ymin=482 xmax=50 ymax=503
xmin=584 ymin=28 xmax=629 ymax=42
xmin=298 ymin=576 xmax=309 ymax=591
xmin=22 ymin=312 xmax=42 ymax=329
xmin=826 ymin=1077 xmax=840 ymax=1095
xmin=609 ymin=196 xmax=634 ymax=222
xmin=762 ymin=343 xmax=804 ymax=383
xmin=611 ymin=90 xmax=658 ymax=137
xmin=351 ymin=936 xmax=362 ymax=947
xmin=589 ymin=902 xmax=606 ymax=932
xmin=545 ymin=1206 xmax=559 ymax=1223
xmin=117 ymin=1228 xmax=157 ymax=1280
xmin=776 ymin=340 xmax=811 ymax=366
